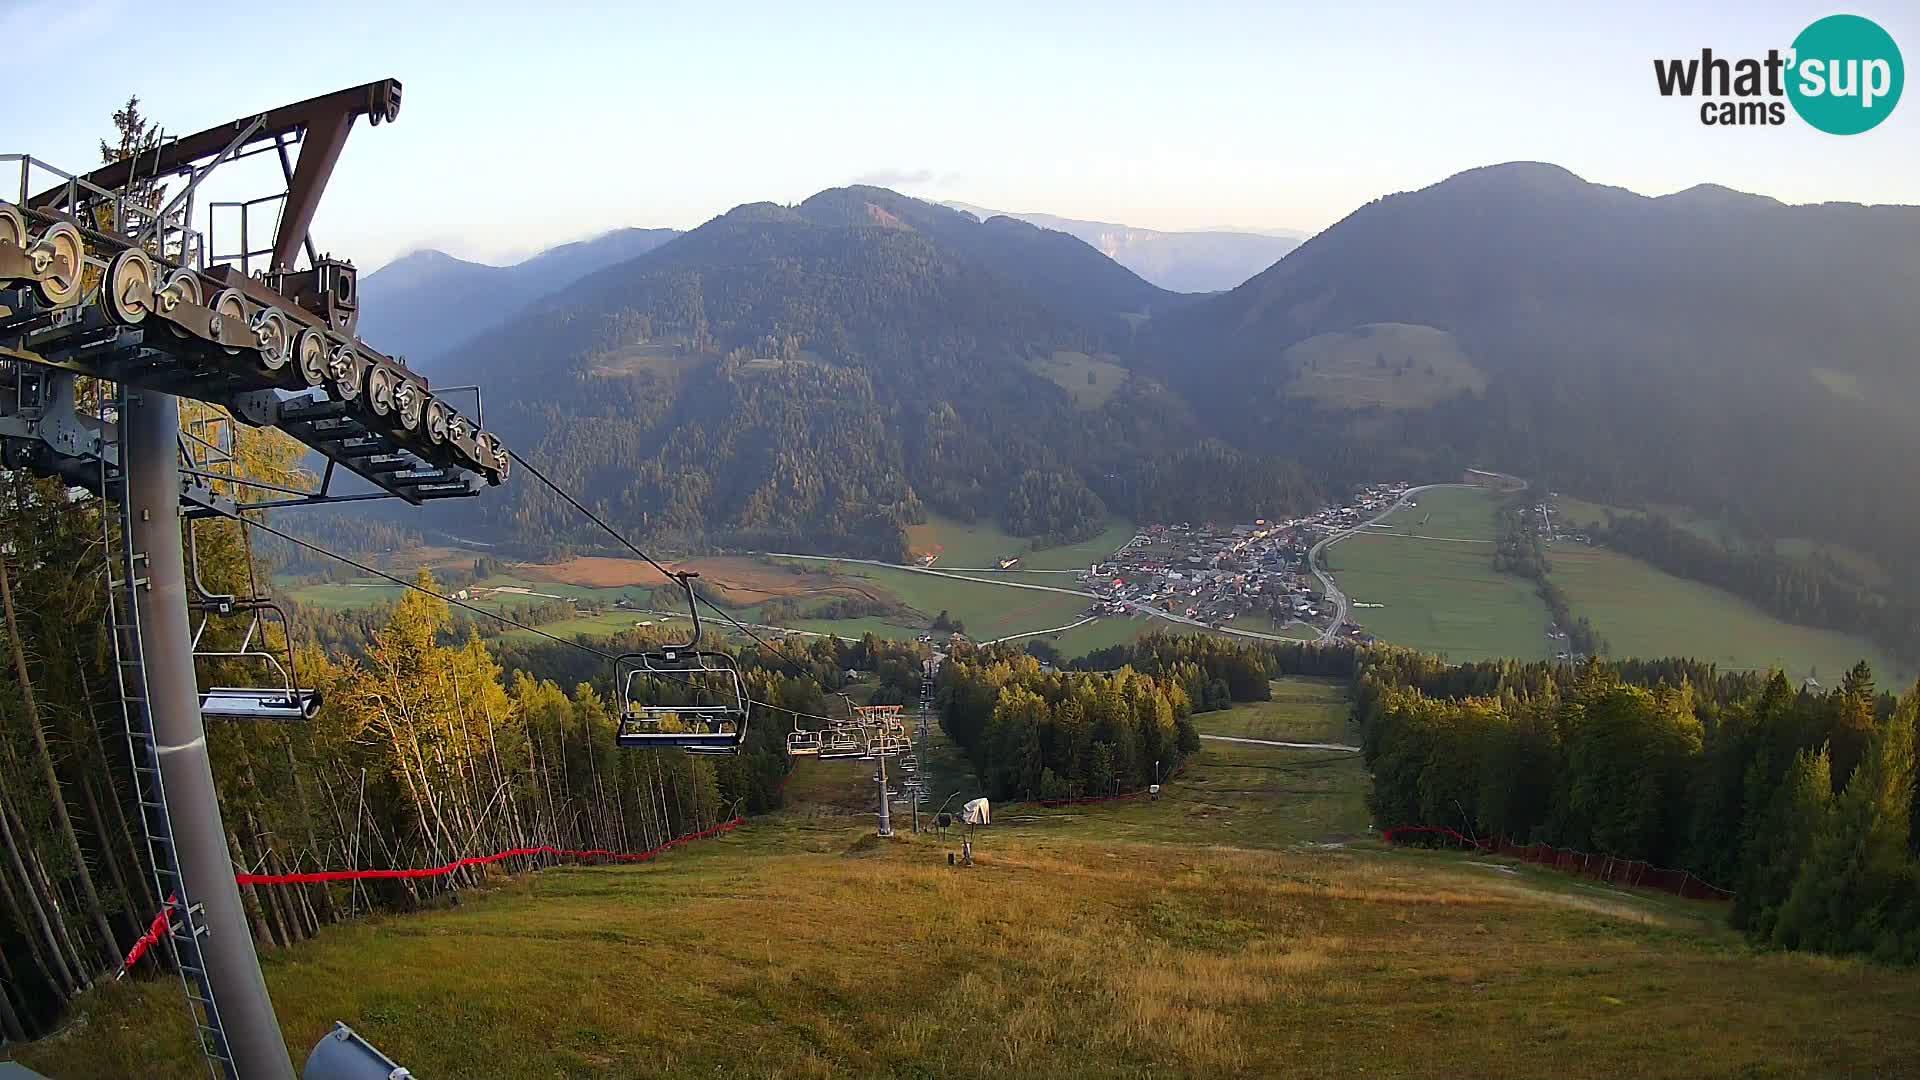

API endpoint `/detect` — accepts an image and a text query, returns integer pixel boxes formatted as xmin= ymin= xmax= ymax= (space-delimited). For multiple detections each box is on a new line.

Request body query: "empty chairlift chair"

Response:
xmin=818 ymin=725 xmax=868 ymax=760
xmin=192 ymin=600 xmax=321 ymax=722
xmin=614 ymin=573 xmax=749 ymax=754
xmin=786 ymin=726 xmax=823 ymax=757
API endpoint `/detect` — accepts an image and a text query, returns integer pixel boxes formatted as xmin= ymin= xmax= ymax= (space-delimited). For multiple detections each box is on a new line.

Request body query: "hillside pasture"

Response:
xmin=1281 ymin=322 xmax=1486 ymax=409
xmin=1025 ymin=348 xmax=1130 ymax=409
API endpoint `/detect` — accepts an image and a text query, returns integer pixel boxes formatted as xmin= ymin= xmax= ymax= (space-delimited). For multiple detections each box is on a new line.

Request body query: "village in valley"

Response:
xmin=1064 ymin=483 xmax=1414 ymax=640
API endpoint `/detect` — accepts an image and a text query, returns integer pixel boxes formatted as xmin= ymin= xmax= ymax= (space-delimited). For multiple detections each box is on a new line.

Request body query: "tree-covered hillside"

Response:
xmin=1149 ymin=162 xmax=1920 ymax=568
xmin=426 ymin=187 xmax=1315 ymax=557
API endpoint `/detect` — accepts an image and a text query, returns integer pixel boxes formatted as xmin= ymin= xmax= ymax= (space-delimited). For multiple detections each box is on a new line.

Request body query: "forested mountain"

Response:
xmin=1147 ymin=162 xmax=1920 ymax=569
xmin=388 ymin=167 xmax=1920 ymax=597
xmin=423 ymin=186 xmax=1314 ymax=556
xmin=357 ymin=227 xmax=681 ymax=372
xmin=945 ymin=200 xmax=1302 ymax=292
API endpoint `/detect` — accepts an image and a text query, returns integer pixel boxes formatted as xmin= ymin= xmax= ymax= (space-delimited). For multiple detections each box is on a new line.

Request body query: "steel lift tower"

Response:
xmin=1 ymin=81 xmax=508 ymax=1079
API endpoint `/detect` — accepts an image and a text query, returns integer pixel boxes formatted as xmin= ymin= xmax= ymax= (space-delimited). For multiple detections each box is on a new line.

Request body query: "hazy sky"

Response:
xmin=9 ymin=0 xmax=1916 ymax=270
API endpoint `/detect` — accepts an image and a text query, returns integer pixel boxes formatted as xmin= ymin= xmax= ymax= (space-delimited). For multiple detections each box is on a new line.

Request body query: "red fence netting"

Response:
xmin=1383 ymin=825 xmax=1733 ymax=902
xmin=121 ymin=817 xmax=745 ymax=972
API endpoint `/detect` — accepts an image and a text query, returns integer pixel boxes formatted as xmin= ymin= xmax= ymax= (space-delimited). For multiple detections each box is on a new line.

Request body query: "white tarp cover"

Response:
xmin=962 ymin=797 xmax=991 ymax=826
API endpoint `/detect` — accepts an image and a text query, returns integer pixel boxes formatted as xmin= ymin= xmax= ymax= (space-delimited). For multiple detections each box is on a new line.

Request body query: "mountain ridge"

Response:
xmin=357 ymin=226 xmax=682 ymax=370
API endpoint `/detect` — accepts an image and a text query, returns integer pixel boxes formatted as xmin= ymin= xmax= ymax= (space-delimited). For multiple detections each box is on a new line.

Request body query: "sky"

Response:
xmin=8 ymin=0 xmax=1917 ymax=270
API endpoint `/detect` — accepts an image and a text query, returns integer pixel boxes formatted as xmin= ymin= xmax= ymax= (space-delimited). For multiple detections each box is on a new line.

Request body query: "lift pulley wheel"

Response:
xmin=158 ymin=269 xmax=202 ymax=338
xmin=294 ymin=328 xmax=329 ymax=388
xmin=29 ymin=222 xmax=84 ymax=308
xmin=103 ymin=248 xmax=156 ymax=326
xmin=0 ymin=204 xmax=26 ymax=253
xmin=210 ymin=289 xmax=248 ymax=354
xmin=251 ymin=308 xmax=291 ymax=371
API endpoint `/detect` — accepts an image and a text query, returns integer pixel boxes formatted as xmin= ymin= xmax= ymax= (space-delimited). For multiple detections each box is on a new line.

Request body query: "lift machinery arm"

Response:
xmin=30 ymin=79 xmax=402 ymax=272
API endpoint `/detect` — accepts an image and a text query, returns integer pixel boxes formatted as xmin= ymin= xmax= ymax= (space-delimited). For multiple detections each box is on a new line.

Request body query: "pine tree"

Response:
xmin=1772 ymin=693 xmax=1914 ymax=954
xmin=1733 ymin=746 xmax=1831 ymax=938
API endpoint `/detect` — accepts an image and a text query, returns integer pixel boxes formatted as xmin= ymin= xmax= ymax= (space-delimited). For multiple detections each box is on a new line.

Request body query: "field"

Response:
xmin=1281 ymin=322 xmax=1487 ymax=410
xmin=1190 ymin=678 xmax=1355 ymax=745
xmin=1549 ymin=546 xmax=1904 ymax=681
xmin=1026 ymin=349 xmax=1131 ymax=409
xmin=25 ymin=679 xmax=1920 ymax=1080
xmin=814 ymin=562 xmax=1090 ymax=643
xmin=1044 ymin=613 xmax=1155 ymax=656
xmin=1326 ymin=488 xmax=1554 ymax=663
xmin=905 ymin=515 xmax=1133 ymax=570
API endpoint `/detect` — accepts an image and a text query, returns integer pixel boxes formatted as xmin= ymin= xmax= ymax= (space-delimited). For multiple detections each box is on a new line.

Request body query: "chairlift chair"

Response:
xmin=818 ymin=726 xmax=868 ymax=760
xmin=614 ymin=573 xmax=749 ymax=754
xmin=786 ymin=727 xmax=823 ymax=757
xmin=191 ymin=599 xmax=321 ymax=722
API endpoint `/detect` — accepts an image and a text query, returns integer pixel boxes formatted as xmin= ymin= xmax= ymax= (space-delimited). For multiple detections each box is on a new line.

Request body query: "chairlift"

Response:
xmin=190 ymin=601 xmax=323 ymax=721
xmin=786 ymin=726 xmax=823 ymax=757
xmin=184 ymin=522 xmax=320 ymax=722
xmin=869 ymin=732 xmax=911 ymax=757
xmin=614 ymin=573 xmax=748 ymax=754
xmin=818 ymin=726 xmax=867 ymax=760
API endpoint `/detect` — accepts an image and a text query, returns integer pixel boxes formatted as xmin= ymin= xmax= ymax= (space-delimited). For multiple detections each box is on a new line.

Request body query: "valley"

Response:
xmin=287 ymin=478 xmax=1904 ymax=683
xmin=10 ymin=19 xmax=1920 ymax=1080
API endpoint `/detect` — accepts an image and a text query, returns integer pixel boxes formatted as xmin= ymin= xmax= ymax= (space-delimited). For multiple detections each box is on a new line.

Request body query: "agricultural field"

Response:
xmin=1043 ymin=613 xmax=1156 ymax=657
xmin=905 ymin=515 xmax=1133 ymax=570
xmin=1385 ymin=485 xmax=1503 ymax=540
xmin=814 ymin=562 xmax=1089 ymax=643
xmin=1281 ymin=322 xmax=1487 ymax=410
xmin=1025 ymin=349 xmax=1131 ymax=409
xmin=29 ymin=680 xmax=1920 ymax=1080
xmin=1549 ymin=546 xmax=1904 ymax=682
xmin=1326 ymin=488 xmax=1554 ymax=664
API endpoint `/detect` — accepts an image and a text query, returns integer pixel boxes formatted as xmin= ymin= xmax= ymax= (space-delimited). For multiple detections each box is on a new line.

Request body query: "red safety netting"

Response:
xmin=1384 ymin=825 xmax=1733 ymax=902
xmin=235 ymin=816 xmax=741 ymax=885
xmin=118 ymin=895 xmax=176 ymax=977
xmin=121 ymin=817 xmax=744 ymax=971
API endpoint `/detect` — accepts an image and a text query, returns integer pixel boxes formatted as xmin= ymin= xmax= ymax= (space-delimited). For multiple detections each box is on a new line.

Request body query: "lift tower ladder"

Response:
xmin=98 ymin=387 xmax=235 ymax=1080
xmin=2 ymin=80 xmax=512 ymax=1079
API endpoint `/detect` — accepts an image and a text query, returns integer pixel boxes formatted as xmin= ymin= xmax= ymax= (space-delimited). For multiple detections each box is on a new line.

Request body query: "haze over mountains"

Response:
xmin=358 ymin=227 xmax=681 ymax=370
xmin=352 ymin=163 xmax=1920 ymax=605
xmin=943 ymin=201 xmax=1302 ymax=292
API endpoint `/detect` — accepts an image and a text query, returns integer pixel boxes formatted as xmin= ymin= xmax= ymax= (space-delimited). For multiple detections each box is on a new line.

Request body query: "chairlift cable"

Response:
xmin=221 ymin=509 xmax=847 ymax=726
xmin=506 ymin=449 xmax=834 ymax=691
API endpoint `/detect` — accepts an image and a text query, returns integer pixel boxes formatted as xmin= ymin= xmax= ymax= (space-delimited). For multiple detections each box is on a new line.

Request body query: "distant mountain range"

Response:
xmin=378 ymin=165 xmax=1920 ymax=591
xmin=943 ymin=201 xmax=1302 ymax=292
xmin=357 ymin=227 xmax=681 ymax=371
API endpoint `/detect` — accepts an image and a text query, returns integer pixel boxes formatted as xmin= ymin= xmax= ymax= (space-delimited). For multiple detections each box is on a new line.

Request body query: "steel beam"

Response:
xmin=28 ymin=81 xmax=401 ymax=213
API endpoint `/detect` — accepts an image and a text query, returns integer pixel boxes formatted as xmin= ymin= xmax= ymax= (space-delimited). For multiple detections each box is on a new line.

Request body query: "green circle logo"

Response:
xmin=1788 ymin=14 xmax=1904 ymax=134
